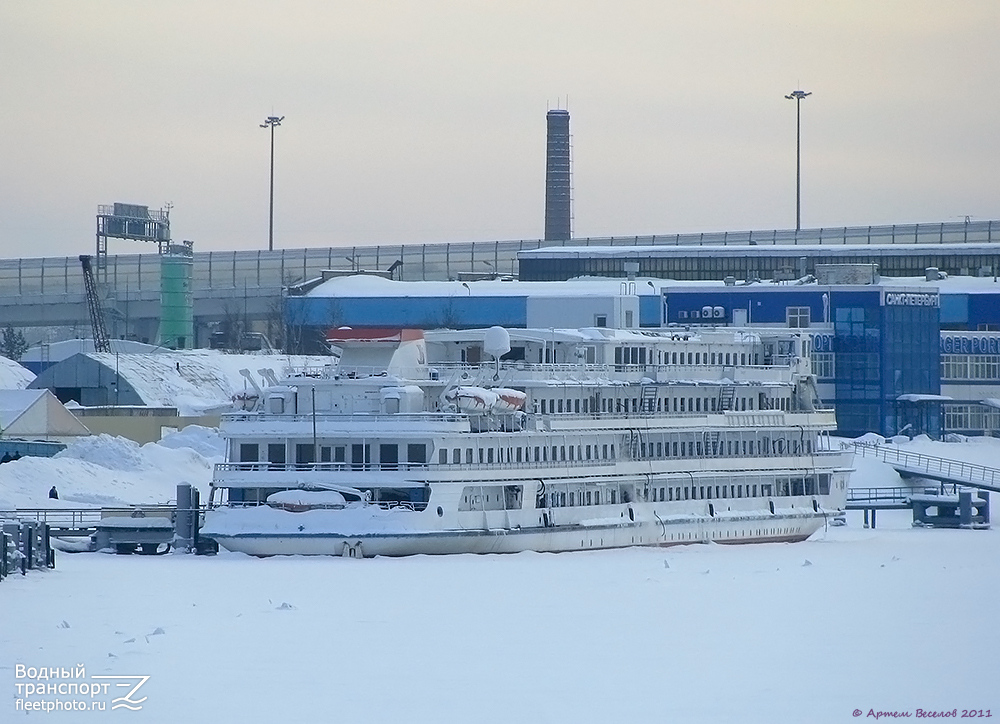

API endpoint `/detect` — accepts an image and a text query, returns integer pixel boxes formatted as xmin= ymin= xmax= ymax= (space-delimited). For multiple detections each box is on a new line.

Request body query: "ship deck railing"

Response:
xmin=214 ymin=448 xmax=847 ymax=476
xmin=219 ymin=408 xmax=836 ymax=425
xmin=302 ymin=360 xmax=804 ymax=382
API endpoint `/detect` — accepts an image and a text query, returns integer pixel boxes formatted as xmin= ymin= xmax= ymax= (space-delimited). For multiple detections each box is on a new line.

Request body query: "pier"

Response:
xmin=0 ymin=485 xmax=215 ymax=583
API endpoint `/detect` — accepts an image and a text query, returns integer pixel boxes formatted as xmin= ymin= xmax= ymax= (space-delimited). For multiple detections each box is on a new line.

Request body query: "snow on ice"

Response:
xmin=0 ymin=432 xmax=998 ymax=722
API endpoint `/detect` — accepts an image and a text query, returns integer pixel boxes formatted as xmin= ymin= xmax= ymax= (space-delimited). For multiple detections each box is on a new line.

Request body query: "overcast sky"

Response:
xmin=2 ymin=2 xmax=998 ymax=258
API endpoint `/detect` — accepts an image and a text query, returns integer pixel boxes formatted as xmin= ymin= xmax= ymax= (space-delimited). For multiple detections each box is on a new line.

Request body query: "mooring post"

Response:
xmin=174 ymin=484 xmax=194 ymax=553
xmin=959 ymin=491 xmax=972 ymax=528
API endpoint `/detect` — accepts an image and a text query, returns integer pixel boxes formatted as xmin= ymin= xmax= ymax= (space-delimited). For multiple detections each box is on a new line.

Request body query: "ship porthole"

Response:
xmin=436 ymin=506 xmax=443 ymax=517
xmin=627 ymin=507 xmax=634 ymax=522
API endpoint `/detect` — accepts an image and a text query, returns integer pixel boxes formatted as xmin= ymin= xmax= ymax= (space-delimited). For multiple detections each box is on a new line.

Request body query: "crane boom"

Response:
xmin=79 ymin=255 xmax=112 ymax=353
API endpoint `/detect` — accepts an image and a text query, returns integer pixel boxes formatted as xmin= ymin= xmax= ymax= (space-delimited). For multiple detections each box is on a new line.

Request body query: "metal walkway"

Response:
xmin=846 ymin=487 xmax=912 ymax=510
xmin=0 ymin=506 xmax=176 ymax=537
xmin=852 ymin=443 xmax=1000 ymax=494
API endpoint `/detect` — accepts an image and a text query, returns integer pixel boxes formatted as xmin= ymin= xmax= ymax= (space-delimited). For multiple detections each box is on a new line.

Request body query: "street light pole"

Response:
xmin=260 ymin=115 xmax=284 ymax=251
xmin=784 ymin=90 xmax=811 ymax=231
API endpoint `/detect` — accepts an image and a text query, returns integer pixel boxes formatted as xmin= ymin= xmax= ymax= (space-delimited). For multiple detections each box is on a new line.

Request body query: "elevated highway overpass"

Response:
xmin=1 ymin=218 xmax=997 ymax=347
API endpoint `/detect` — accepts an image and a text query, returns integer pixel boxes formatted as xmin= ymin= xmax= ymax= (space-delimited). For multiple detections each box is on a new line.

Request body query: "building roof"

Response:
xmin=518 ymin=242 xmax=1000 ymax=260
xmin=30 ymin=350 xmax=334 ymax=415
xmin=0 ymin=356 xmax=34 ymax=389
xmin=0 ymin=389 xmax=90 ymax=439
xmin=21 ymin=338 xmax=161 ymax=364
xmin=305 ymin=274 xmax=652 ymax=299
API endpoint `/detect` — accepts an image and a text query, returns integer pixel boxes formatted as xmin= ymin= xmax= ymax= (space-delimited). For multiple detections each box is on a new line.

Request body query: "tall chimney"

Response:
xmin=544 ymin=109 xmax=571 ymax=241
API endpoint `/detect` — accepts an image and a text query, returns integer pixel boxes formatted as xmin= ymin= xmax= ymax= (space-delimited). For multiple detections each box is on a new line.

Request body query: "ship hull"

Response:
xmin=204 ymin=503 xmax=837 ymax=557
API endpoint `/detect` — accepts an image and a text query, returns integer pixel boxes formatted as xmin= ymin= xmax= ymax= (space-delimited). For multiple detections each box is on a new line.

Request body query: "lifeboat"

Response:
xmin=491 ymin=388 xmax=526 ymax=413
xmin=447 ymin=386 xmax=499 ymax=414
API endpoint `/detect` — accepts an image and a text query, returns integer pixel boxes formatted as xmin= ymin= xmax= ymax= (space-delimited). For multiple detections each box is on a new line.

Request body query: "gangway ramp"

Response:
xmin=0 ymin=506 xmax=176 ymax=537
xmin=852 ymin=443 xmax=1000 ymax=494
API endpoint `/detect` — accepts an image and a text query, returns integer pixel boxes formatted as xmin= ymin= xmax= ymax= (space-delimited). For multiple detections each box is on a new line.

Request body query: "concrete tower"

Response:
xmin=544 ymin=109 xmax=571 ymax=241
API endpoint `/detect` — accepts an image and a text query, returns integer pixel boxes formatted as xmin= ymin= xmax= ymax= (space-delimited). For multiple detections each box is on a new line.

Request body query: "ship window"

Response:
xmin=569 ymin=492 xmax=575 ymax=506
xmin=656 ymin=442 xmax=662 ymax=457
xmin=585 ymin=445 xmax=591 ymax=460
xmin=479 ymin=448 xmax=484 ymax=464
xmin=380 ymin=444 xmax=398 ymax=469
xmin=334 ymin=446 xmax=345 ymax=463
xmin=534 ymin=446 xmax=540 ymax=462
xmin=487 ymin=448 xmax=494 ymax=464
xmin=240 ymin=443 xmax=259 ymax=463
xmin=516 ymin=448 xmax=522 ymax=463
xmin=541 ymin=399 xmax=547 ymax=414
xmin=453 ymin=449 xmax=460 ymax=464
xmin=295 ymin=444 xmax=315 ymax=467
xmin=574 ymin=399 xmax=580 ymax=413
xmin=594 ymin=490 xmax=601 ymax=505
xmin=439 ymin=449 xmax=448 ymax=464
xmin=351 ymin=444 xmax=370 ymax=469
xmin=610 ymin=489 xmax=617 ymax=504
xmin=586 ymin=491 xmax=592 ymax=505
xmin=267 ymin=443 xmax=285 ymax=465
xmin=753 ymin=484 xmax=758 ymax=497
xmin=610 ymin=445 xmax=616 ymax=459
xmin=683 ymin=487 xmax=689 ymax=500
xmin=558 ymin=399 xmax=564 ymax=413
xmin=569 ymin=446 xmax=575 ymax=461
xmin=560 ymin=446 xmax=566 ymax=461
xmin=320 ymin=446 xmax=331 ymax=463
xmin=466 ymin=448 xmax=473 ymax=464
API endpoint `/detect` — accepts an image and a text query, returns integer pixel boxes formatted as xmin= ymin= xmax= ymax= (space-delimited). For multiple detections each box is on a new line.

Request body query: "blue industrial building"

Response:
xmin=285 ymin=272 xmax=1000 ymax=439
xmin=660 ymin=284 xmax=941 ymax=438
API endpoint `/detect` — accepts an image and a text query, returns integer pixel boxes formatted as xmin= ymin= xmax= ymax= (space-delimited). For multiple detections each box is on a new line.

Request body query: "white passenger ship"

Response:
xmin=202 ymin=326 xmax=851 ymax=556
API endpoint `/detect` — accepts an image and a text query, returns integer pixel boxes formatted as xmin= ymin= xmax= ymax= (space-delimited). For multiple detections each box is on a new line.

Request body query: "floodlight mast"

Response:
xmin=261 ymin=115 xmax=284 ymax=251
xmin=784 ymin=90 xmax=811 ymax=231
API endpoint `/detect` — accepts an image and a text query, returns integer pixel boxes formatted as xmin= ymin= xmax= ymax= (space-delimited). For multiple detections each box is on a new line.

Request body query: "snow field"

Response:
xmin=1 ymin=432 xmax=998 ymax=722
xmin=2 ymin=520 xmax=998 ymax=723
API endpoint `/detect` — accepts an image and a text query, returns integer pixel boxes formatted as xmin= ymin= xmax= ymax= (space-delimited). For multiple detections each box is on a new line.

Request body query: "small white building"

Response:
xmin=0 ymin=389 xmax=91 ymax=442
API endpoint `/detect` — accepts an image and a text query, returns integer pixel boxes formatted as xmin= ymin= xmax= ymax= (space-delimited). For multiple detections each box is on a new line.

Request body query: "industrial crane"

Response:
xmin=79 ymin=255 xmax=111 ymax=353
